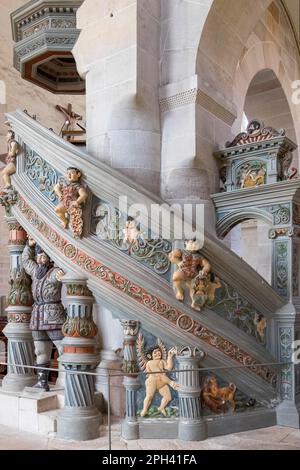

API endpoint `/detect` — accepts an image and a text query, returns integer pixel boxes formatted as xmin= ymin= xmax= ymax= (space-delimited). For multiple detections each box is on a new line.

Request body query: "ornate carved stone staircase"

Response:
xmin=4 ymin=109 xmax=284 ymax=404
xmin=3 ymin=110 xmax=297 ymax=441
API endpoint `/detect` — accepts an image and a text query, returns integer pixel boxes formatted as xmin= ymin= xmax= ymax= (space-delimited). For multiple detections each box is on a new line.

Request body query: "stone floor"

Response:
xmin=0 ymin=423 xmax=300 ymax=450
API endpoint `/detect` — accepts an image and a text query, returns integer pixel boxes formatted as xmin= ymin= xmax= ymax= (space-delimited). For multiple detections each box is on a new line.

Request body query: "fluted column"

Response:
xmin=121 ymin=320 xmax=140 ymax=440
xmin=2 ymin=218 xmax=35 ymax=391
xmin=57 ymin=274 xmax=100 ymax=441
xmin=177 ymin=347 xmax=207 ymax=441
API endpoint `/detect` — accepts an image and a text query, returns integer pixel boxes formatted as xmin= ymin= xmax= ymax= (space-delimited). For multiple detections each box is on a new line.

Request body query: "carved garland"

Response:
xmin=16 ymin=196 xmax=276 ymax=385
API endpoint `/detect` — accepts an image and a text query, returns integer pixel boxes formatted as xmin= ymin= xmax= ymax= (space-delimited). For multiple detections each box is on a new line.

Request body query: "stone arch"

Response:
xmin=195 ymin=0 xmax=273 ymax=112
xmin=217 ymin=209 xmax=273 ymax=239
xmin=233 ymin=41 xmax=300 ymax=155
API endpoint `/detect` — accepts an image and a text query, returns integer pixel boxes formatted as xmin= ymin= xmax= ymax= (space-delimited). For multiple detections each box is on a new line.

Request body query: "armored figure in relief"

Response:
xmin=169 ymin=239 xmax=220 ymax=311
xmin=22 ymin=238 xmax=65 ymax=391
xmin=1 ymin=130 xmax=20 ymax=189
xmin=54 ymin=167 xmax=88 ymax=238
xmin=136 ymin=334 xmax=179 ymax=417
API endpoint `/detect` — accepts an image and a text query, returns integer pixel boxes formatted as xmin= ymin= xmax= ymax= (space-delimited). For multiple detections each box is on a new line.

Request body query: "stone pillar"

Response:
xmin=120 ymin=319 xmax=140 ymax=440
xmin=94 ymin=305 xmax=125 ymax=417
xmin=2 ymin=218 xmax=35 ymax=391
xmin=177 ymin=347 xmax=207 ymax=441
xmin=57 ymin=274 xmax=101 ymax=441
xmin=269 ymin=226 xmax=300 ymax=427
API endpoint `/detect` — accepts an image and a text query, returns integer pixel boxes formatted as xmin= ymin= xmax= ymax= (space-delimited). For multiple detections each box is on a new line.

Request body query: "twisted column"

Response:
xmin=2 ymin=218 xmax=35 ymax=391
xmin=177 ymin=347 xmax=207 ymax=441
xmin=120 ymin=319 xmax=140 ymax=440
xmin=57 ymin=274 xmax=100 ymax=441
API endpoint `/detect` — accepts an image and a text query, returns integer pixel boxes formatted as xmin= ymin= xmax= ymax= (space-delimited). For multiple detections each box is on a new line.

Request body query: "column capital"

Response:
xmin=120 ymin=320 xmax=140 ymax=339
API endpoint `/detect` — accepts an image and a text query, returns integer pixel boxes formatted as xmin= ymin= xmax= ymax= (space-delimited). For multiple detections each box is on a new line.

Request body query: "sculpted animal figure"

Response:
xmin=201 ymin=376 xmax=236 ymax=413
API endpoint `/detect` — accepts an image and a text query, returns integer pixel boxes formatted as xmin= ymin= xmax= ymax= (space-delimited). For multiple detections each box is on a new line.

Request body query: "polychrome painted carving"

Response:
xmin=169 ymin=239 xmax=221 ymax=311
xmin=7 ymin=268 xmax=33 ymax=307
xmin=201 ymin=376 xmax=236 ymax=413
xmin=0 ymin=186 xmax=18 ymax=216
xmin=209 ymin=280 xmax=267 ymax=344
xmin=1 ymin=130 xmax=20 ymax=189
xmin=237 ymin=162 xmax=266 ymax=189
xmin=25 ymin=147 xmax=62 ymax=203
xmin=54 ymin=167 xmax=88 ymax=238
xmin=136 ymin=334 xmax=179 ymax=417
xmin=91 ymin=199 xmax=172 ymax=276
xmin=16 ymin=196 xmax=277 ymax=385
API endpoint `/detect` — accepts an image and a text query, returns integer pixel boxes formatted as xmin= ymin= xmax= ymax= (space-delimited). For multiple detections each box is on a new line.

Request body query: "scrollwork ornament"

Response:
xmin=270 ymin=205 xmax=290 ymax=225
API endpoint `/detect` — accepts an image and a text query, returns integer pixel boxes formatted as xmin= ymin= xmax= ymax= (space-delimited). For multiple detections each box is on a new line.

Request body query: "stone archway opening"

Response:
xmin=224 ymin=218 xmax=272 ymax=284
xmin=223 ymin=66 xmax=298 ymax=285
xmin=244 ymin=68 xmax=298 ymax=167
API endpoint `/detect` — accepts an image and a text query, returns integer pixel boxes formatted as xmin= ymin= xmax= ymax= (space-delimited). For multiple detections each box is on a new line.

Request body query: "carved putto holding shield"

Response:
xmin=136 ymin=334 xmax=179 ymax=417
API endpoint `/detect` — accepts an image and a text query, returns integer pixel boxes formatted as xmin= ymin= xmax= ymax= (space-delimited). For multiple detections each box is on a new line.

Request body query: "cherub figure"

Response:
xmin=136 ymin=334 xmax=179 ymax=417
xmin=169 ymin=239 xmax=214 ymax=311
xmin=1 ymin=130 xmax=20 ymax=189
xmin=54 ymin=167 xmax=88 ymax=238
xmin=254 ymin=313 xmax=267 ymax=342
xmin=123 ymin=217 xmax=141 ymax=247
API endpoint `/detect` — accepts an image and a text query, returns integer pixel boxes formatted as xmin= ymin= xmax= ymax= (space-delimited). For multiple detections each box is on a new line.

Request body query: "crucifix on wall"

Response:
xmin=56 ymin=103 xmax=86 ymax=145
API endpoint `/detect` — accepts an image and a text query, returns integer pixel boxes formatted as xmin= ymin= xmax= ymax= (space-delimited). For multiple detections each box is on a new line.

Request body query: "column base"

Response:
xmin=1 ymin=373 xmax=36 ymax=392
xmin=178 ymin=419 xmax=208 ymax=441
xmin=277 ymin=401 xmax=300 ymax=428
xmin=57 ymin=406 xmax=101 ymax=441
xmin=121 ymin=419 xmax=139 ymax=440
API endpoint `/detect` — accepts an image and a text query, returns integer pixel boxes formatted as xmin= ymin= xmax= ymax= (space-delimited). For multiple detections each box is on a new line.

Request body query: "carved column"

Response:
xmin=120 ymin=320 xmax=140 ymax=440
xmin=177 ymin=347 xmax=207 ymax=441
xmin=57 ymin=274 xmax=101 ymax=441
xmin=268 ymin=215 xmax=300 ymax=427
xmin=2 ymin=218 xmax=35 ymax=391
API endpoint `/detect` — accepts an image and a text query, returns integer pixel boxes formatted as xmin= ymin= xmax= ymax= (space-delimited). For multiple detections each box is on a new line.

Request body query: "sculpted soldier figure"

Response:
xmin=54 ymin=167 xmax=88 ymax=238
xmin=1 ymin=130 xmax=20 ymax=189
xmin=22 ymin=237 xmax=65 ymax=391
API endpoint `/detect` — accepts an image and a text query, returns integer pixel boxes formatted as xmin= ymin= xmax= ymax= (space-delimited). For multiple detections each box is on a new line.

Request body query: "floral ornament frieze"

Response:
xmin=209 ymin=280 xmax=267 ymax=345
xmin=91 ymin=197 xmax=172 ymax=277
xmin=16 ymin=195 xmax=277 ymax=386
xmin=24 ymin=146 xmax=63 ymax=204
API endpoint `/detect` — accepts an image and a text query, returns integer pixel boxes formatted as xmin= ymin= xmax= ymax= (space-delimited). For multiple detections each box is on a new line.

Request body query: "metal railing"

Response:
xmin=0 ymin=356 xmax=291 ymax=450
